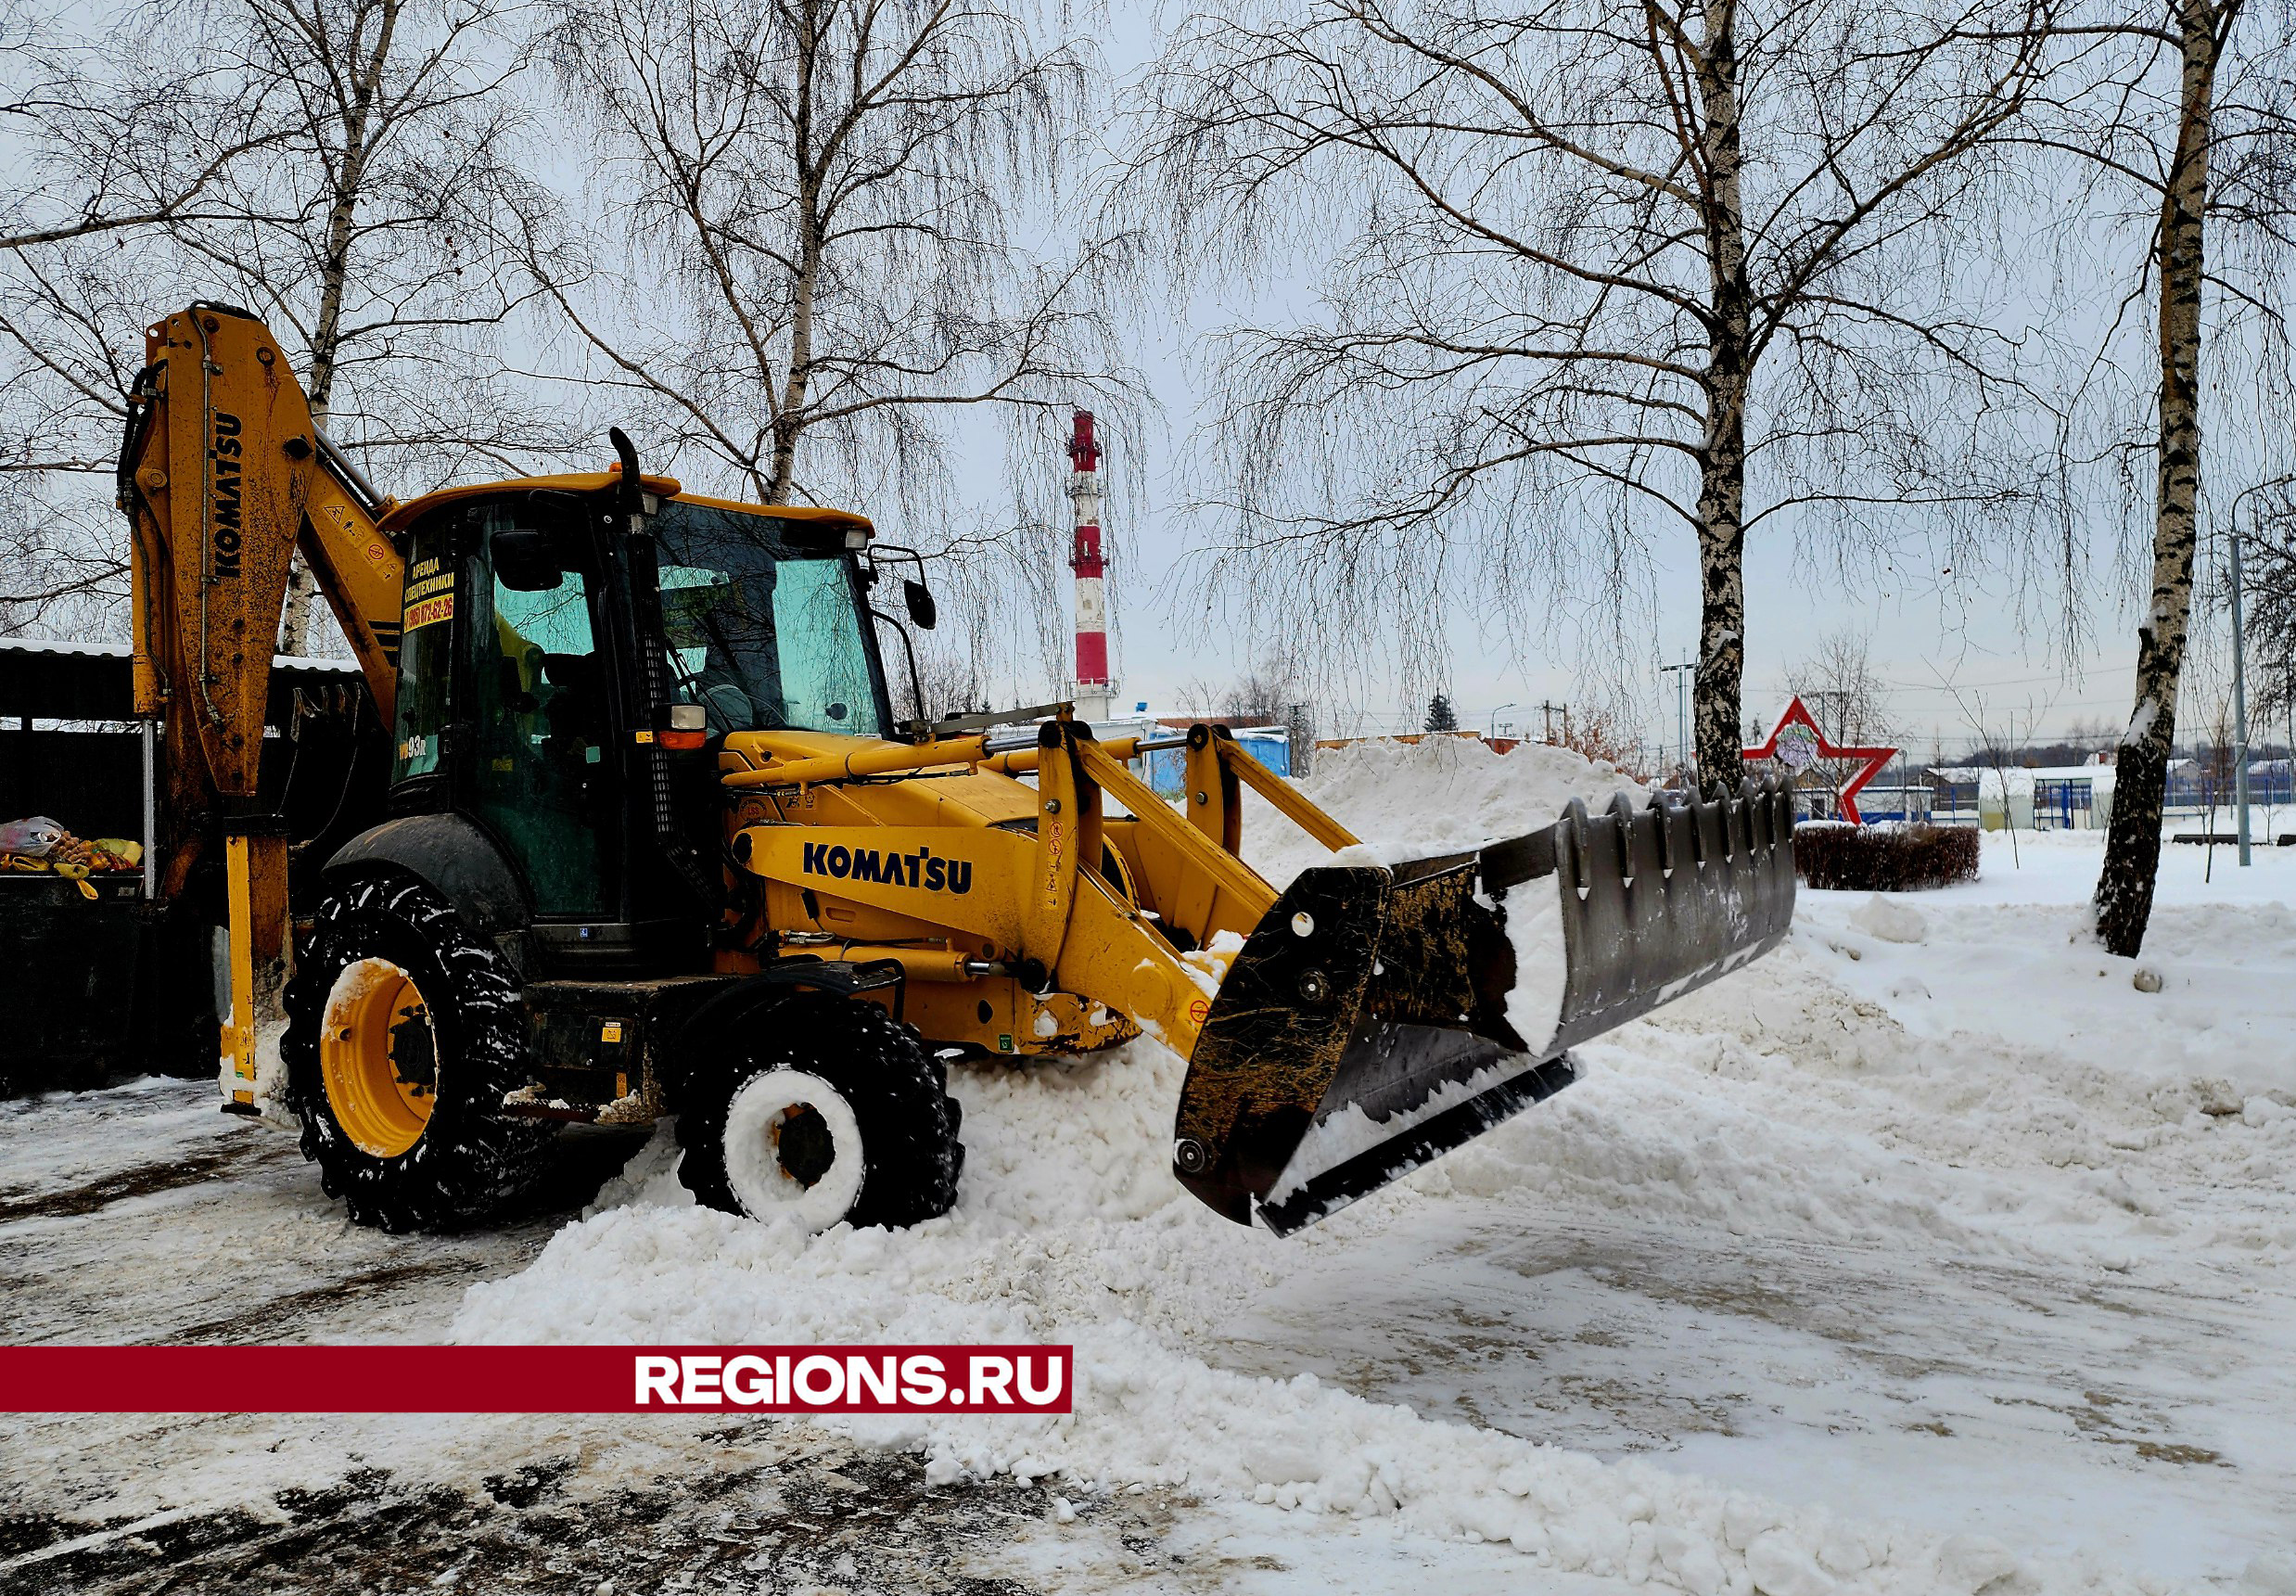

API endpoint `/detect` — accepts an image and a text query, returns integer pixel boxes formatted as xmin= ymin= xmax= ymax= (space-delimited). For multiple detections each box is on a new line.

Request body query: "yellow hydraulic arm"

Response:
xmin=728 ymin=717 xmax=1333 ymax=1056
xmin=118 ymin=303 xmax=406 ymax=1099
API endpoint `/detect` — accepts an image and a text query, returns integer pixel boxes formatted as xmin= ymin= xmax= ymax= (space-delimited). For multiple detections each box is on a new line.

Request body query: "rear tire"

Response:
xmin=678 ymin=993 xmax=963 ymax=1231
xmin=283 ymin=875 xmax=555 ymax=1232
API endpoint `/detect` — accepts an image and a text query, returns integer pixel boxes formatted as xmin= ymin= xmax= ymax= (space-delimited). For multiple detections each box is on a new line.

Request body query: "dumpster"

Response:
xmin=0 ymin=873 xmax=220 ymax=1092
xmin=0 ymin=637 xmax=370 ymax=1093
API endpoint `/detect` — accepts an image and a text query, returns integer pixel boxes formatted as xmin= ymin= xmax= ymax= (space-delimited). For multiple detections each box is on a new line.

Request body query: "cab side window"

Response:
xmin=472 ymin=510 xmax=609 ymax=915
xmin=390 ymin=528 xmax=459 ymax=785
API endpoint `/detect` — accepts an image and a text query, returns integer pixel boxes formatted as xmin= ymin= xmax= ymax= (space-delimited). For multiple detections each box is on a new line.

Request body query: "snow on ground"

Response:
xmin=7 ymin=741 xmax=2294 ymax=1595
xmin=449 ymin=747 xmax=2296 ymax=1593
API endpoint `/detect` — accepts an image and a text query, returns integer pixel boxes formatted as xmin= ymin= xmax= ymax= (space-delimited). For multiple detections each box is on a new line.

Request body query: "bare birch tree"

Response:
xmin=514 ymin=0 xmax=1136 ymax=699
xmin=2010 ymin=0 xmax=2296 ymax=951
xmin=179 ymin=0 xmax=567 ymax=650
xmin=1138 ymin=0 xmax=2074 ymax=780
xmin=1783 ymin=626 xmax=1898 ymax=810
xmin=1785 ymin=629 xmax=1897 ymax=746
xmin=0 ymin=4 xmax=289 ymax=634
xmin=0 ymin=0 xmax=566 ymax=647
xmin=0 ymin=244 xmax=176 ymax=635
xmin=0 ymin=2 xmax=284 ymax=253
xmin=1219 ymin=658 xmax=1309 ymax=725
xmin=522 ymin=0 xmax=1126 ymax=503
xmin=2039 ymin=0 xmax=2296 ymax=951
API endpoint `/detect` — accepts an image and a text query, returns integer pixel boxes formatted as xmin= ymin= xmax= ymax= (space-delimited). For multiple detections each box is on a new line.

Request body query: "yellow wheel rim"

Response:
xmin=319 ymin=957 xmax=439 ymax=1158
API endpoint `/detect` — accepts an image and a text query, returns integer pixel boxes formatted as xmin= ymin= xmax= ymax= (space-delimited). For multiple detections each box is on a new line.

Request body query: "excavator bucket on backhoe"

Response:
xmin=1172 ymin=779 xmax=1799 ymax=1232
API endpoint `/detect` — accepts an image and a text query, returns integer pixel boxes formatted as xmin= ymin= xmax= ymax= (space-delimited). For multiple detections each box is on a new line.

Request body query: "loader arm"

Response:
xmin=117 ymin=303 xmax=406 ymax=1098
xmin=727 ymin=714 xmax=1795 ymax=1233
xmin=730 ymin=721 xmax=1256 ymax=1054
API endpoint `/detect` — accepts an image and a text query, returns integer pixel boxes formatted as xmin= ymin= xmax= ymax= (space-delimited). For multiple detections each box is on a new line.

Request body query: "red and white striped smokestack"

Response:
xmin=1067 ymin=409 xmax=1113 ymax=722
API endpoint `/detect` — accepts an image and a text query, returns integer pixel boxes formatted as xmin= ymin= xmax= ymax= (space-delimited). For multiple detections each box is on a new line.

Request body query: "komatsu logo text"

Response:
xmin=210 ymin=412 xmax=245 ymax=578
xmin=801 ymin=842 xmax=971 ymax=895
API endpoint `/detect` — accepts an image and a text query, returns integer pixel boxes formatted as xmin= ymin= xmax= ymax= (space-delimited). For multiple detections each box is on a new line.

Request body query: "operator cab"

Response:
xmin=378 ymin=467 xmax=907 ymax=974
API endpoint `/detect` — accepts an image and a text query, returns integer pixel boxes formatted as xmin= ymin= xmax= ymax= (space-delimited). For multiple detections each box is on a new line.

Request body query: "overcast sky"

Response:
xmin=17 ymin=0 xmax=2263 ymax=759
xmin=1038 ymin=8 xmax=2211 ymax=757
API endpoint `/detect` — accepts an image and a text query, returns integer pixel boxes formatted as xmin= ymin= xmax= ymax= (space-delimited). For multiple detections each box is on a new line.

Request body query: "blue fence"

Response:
xmin=2168 ymin=759 xmax=2294 ymax=810
xmin=1142 ymin=734 xmax=1292 ymax=796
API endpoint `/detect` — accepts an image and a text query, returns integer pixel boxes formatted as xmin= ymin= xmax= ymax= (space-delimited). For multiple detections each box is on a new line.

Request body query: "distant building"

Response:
xmin=1928 ymin=755 xmax=2124 ymax=830
xmin=1841 ymin=783 xmax=1933 ymax=824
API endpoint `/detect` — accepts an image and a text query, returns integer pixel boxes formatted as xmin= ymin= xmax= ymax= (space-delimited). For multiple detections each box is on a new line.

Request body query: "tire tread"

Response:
xmin=677 ymin=994 xmax=963 ymax=1229
xmin=282 ymin=875 xmax=555 ymax=1232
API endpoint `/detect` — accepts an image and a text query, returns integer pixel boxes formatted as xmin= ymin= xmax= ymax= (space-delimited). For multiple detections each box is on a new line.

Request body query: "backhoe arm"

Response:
xmin=117 ymin=303 xmax=404 ymax=1099
xmin=121 ymin=304 xmax=402 ymax=796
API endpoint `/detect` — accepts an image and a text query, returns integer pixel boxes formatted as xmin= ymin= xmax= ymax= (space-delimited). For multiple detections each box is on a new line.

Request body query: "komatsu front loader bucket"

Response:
xmin=1173 ymin=778 xmax=1798 ymax=1233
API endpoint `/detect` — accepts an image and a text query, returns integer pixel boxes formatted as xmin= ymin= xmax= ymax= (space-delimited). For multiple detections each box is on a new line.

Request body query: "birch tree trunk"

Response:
xmin=2092 ymin=0 xmax=2225 ymax=957
xmin=1693 ymin=0 xmax=1754 ymax=783
xmin=1694 ymin=397 xmax=1751 ymax=782
xmin=760 ymin=14 xmax=819 ymax=509
xmin=276 ymin=170 xmax=364 ymax=656
xmin=276 ymin=0 xmax=397 ymax=658
xmin=764 ymin=204 xmax=820 ymax=506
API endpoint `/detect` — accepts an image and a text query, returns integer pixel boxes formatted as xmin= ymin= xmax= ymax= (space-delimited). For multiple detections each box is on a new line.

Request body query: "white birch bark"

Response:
xmin=1693 ymin=0 xmax=1754 ymax=784
xmin=277 ymin=0 xmax=400 ymax=658
xmin=2093 ymin=0 xmax=2226 ymax=957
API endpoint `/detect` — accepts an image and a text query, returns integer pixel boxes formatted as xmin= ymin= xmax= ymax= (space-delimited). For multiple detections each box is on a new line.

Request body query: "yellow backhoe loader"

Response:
xmin=118 ymin=302 xmax=1795 ymax=1235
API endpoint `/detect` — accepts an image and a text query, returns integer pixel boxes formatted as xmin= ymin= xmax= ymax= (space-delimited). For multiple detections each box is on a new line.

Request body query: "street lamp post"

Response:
xmin=1489 ymin=702 xmax=1524 ymax=738
xmin=2228 ymin=475 xmax=2296 ymax=868
xmin=1659 ymin=660 xmax=1695 ymax=777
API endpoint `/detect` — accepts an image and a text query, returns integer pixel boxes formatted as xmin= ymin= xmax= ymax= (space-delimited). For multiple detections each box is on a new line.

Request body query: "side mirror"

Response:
xmin=903 ymin=578 xmax=938 ymax=631
xmin=492 ymin=529 xmax=562 ymax=592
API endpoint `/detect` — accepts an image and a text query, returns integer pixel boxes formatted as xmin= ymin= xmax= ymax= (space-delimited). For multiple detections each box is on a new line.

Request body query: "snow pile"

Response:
xmin=1848 ymin=894 xmax=1928 ymax=945
xmin=1245 ymin=735 xmax=1645 ymax=888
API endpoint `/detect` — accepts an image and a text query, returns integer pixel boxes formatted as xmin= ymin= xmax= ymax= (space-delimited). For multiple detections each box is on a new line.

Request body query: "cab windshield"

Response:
xmin=652 ymin=501 xmax=887 ymax=738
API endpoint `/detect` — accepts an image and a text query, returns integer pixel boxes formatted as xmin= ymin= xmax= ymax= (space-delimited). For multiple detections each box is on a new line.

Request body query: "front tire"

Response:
xmin=283 ymin=875 xmax=555 ymax=1232
xmin=678 ymin=994 xmax=963 ymax=1231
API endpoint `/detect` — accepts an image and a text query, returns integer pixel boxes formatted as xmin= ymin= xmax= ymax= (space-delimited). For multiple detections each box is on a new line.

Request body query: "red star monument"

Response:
xmin=1741 ymin=696 xmax=1897 ymax=825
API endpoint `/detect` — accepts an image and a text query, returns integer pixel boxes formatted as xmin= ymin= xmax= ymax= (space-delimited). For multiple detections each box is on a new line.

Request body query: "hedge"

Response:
xmin=1792 ymin=822 xmax=1980 ymax=891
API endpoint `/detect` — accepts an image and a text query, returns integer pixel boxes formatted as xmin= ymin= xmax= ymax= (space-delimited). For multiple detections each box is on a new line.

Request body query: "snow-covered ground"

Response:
xmin=6 ymin=738 xmax=2293 ymax=1594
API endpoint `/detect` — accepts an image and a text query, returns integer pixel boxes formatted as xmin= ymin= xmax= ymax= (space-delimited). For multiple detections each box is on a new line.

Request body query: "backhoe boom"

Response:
xmin=118 ymin=303 xmax=405 ymax=1099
